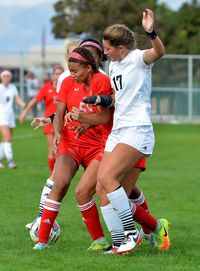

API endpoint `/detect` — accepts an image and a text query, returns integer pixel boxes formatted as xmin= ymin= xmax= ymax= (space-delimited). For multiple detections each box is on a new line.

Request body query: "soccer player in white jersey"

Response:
xmin=95 ymin=9 xmax=170 ymax=254
xmin=0 ymin=70 xmax=26 ymax=169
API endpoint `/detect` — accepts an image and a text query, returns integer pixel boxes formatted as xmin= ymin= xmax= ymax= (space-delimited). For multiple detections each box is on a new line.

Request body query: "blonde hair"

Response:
xmin=102 ymin=24 xmax=136 ymax=50
xmin=65 ymin=39 xmax=82 ymax=57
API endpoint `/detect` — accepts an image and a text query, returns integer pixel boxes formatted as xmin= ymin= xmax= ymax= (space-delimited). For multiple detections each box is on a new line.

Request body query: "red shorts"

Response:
xmin=94 ymin=149 xmax=146 ymax=171
xmin=43 ymin=124 xmax=54 ymax=135
xmin=134 ymin=158 xmax=146 ymax=171
xmin=56 ymin=140 xmax=102 ymax=170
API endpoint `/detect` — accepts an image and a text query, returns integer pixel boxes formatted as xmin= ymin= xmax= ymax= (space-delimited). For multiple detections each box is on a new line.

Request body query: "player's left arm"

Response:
xmin=142 ymin=9 xmax=165 ymax=65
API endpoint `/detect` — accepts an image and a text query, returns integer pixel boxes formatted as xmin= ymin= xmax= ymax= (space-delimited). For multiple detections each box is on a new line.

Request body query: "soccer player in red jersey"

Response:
xmin=33 ymin=47 xmax=113 ymax=250
xmin=19 ymin=66 xmax=64 ymax=172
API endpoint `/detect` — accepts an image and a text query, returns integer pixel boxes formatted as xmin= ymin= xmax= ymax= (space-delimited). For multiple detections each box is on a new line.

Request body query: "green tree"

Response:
xmin=51 ymin=0 xmax=200 ymax=54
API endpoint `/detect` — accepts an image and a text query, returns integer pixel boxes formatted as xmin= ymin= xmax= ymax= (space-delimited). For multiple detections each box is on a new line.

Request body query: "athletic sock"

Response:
xmin=3 ymin=142 xmax=13 ymax=162
xmin=48 ymin=157 xmax=55 ymax=172
xmin=107 ymin=187 xmax=136 ymax=232
xmin=101 ymin=203 xmax=124 ymax=248
xmin=78 ymin=200 xmax=104 ymax=240
xmin=38 ymin=178 xmax=54 ymax=216
xmin=130 ymin=201 xmax=158 ymax=232
xmin=38 ymin=199 xmax=61 ymax=244
xmin=130 ymin=191 xmax=152 ymax=234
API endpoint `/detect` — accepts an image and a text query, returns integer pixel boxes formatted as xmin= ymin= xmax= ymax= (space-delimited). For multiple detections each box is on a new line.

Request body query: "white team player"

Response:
xmin=95 ymin=9 xmax=170 ymax=254
xmin=0 ymin=70 xmax=26 ymax=168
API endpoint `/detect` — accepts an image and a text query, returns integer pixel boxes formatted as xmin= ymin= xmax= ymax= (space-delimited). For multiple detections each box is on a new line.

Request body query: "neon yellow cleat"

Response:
xmin=87 ymin=237 xmax=110 ymax=251
xmin=153 ymin=218 xmax=170 ymax=251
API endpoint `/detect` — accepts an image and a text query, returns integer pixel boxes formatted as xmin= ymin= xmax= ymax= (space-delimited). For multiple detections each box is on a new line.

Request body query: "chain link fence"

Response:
xmin=1 ymin=51 xmax=200 ymax=123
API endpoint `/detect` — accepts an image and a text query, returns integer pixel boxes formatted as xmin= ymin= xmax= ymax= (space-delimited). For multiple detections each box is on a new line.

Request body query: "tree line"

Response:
xmin=51 ymin=0 xmax=200 ymax=54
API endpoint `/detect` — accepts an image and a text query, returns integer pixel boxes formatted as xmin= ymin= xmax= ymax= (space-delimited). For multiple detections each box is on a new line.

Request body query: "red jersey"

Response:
xmin=35 ymin=81 xmax=57 ymax=117
xmin=58 ymin=72 xmax=113 ymax=148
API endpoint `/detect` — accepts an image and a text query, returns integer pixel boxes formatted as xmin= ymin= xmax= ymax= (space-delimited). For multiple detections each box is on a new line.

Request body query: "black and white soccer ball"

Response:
xmin=29 ymin=217 xmax=60 ymax=245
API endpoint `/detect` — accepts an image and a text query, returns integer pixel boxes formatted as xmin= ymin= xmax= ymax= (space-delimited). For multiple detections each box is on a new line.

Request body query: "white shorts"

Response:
xmin=0 ymin=111 xmax=16 ymax=128
xmin=105 ymin=125 xmax=155 ymax=155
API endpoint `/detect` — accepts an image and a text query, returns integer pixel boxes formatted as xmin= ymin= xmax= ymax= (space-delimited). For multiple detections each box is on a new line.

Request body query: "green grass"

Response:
xmin=0 ymin=122 xmax=200 ymax=271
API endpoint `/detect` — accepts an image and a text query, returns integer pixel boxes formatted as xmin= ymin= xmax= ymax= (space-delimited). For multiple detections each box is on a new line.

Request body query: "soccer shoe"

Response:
xmin=8 ymin=161 xmax=17 ymax=169
xmin=87 ymin=237 xmax=110 ymax=251
xmin=117 ymin=229 xmax=142 ymax=255
xmin=0 ymin=162 xmax=4 ymax=169
xmin=153 ymin=218 xmax=170 ymax=251
xmin=26 ymin=221 xmax=34 ymax=230
xmin=33 ymin=242 xmax=49 ymax=250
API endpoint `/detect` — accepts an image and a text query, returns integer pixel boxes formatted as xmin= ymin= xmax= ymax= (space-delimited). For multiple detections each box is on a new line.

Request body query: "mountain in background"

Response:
xmin=0 ymin=3 xmax=64 ymax=52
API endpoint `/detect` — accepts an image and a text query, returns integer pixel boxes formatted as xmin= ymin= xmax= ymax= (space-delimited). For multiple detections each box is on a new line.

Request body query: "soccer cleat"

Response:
xmin=0 ymin=162 xmax=4 ymax=169
xmin=26 ymin=221 xmax=34 ymax=230
xmin=117 ymin=229 xmax=142 ymax=255
xmin=33 ymin=242 xmax=49 ymax=250
xmin=87 ymin=237 xmax=110 ymax=251
xmin=153 ymin=218 xmax=170 ymax=251
xmin=8 ymin=161 xmax=17 ymax=169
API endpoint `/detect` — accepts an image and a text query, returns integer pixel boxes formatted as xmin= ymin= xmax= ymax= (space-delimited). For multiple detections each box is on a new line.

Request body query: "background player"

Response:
xmin=19 ymin=65 xmax=64 ymax=172
xmin=0 ymin=70 xmax=26 ymax=169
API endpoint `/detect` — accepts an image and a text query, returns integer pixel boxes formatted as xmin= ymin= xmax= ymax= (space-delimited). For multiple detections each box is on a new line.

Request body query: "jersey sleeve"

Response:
xmin=57 ymin=77 xmax=72 ymax=104
xmin=94 ymin=74 xmax=113 ymax=96
xmin=12 ymin=84 xmax=19 ymax=96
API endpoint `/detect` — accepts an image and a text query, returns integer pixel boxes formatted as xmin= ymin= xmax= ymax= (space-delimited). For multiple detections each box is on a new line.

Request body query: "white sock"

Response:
xmin=3 ymin=142 xmax=13 ymax=162
xmin=107 ymin=187 xmax=136 ymax=232
xmin=0 ymin=143 xmax=4 ymax=161
xmin=131 ymin=190 xmax=145 ymax=205
xmin=101 ymin=203 xmax=124 ymax=248
xmin=38 ymin=178 xmax=54 ymax=216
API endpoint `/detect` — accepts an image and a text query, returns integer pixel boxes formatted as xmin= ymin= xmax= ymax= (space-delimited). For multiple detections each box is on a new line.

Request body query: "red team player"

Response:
xmin=33 ymin=47 xmax=113 ymax=250
xmin=19 ymin=66 xmax=64 ymax=172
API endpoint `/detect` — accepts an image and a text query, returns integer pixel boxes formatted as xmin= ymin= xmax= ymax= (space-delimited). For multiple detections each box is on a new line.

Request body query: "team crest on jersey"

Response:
xmin=48 ymin=89 xmax=53 ymax=93
xmin=74 ymin=87 xmax=79 ymax=92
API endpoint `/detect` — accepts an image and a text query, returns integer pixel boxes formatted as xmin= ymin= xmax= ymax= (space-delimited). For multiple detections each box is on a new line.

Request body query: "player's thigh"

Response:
xmin=0 ymin=125 xmax=12 ymax=141
xmin=75 ymin=159 xmax=100 ymax=202
xmin=99 ymin=144 xmax=144 ymax=181
xmin=53 ymin=153 xmax=78 ymax=188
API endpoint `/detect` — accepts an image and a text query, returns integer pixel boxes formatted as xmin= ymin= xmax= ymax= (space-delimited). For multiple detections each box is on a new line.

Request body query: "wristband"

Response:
xmin=145 ymin=30 xmax=157 ymax=40
xmin=49 ymin=113 xmax=55 ymax=123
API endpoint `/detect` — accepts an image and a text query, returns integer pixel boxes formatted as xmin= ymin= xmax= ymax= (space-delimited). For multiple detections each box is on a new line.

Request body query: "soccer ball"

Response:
xmin=29 ymin=217 xmax=60 ymax=245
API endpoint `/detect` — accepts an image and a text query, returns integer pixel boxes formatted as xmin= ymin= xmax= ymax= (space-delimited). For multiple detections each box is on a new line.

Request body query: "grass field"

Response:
xmin=0 ymin=121 xmax=200 ymax=271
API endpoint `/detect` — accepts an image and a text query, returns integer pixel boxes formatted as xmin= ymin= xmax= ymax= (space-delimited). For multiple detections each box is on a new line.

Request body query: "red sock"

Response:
xmin=48 ymin=157 xmax=55 ymax=172
xmin=38 ymin=199 xmax=60 ymax=243
xmin=132 ymin=203 xmax=158 ymax=232
xmin=78 ymin=200 xmax=104 ymax=240
xmin=138 ymin=200 xmax=152 ymax=234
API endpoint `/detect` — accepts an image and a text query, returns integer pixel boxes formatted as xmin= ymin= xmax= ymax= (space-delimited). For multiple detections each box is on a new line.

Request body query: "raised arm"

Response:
xmin=142 ymin=9 xmax=165 ymax=64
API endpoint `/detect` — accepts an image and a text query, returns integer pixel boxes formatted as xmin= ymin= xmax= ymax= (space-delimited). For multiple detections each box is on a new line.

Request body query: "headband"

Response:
xmin=69 ymin=52 xmax=90 ymax=63
xmin=0 ymin=70 xmax=12 ymax=79
xmin=80 ymin=41 xmax=103 ymax=53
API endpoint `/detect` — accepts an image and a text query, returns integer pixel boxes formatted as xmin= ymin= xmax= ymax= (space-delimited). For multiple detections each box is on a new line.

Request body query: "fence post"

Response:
xmin=188 ymin=56 xmax=193 ymax=121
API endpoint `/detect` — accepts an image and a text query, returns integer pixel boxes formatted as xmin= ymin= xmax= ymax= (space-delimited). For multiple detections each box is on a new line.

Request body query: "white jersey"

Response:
xmin=0 ymin=83 xmax=18 ymax=113
xmin=109 ymin=49 xmax=153 ymax=130
xmin=0 ymin=83 xmax=18 ymax=127
xmin=56 ymin=70 xmax=70 ymax=93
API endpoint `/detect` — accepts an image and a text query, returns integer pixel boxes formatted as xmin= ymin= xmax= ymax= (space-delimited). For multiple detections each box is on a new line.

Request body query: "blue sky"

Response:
xmin=0 ymin=0 xmax=192 ymax=9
